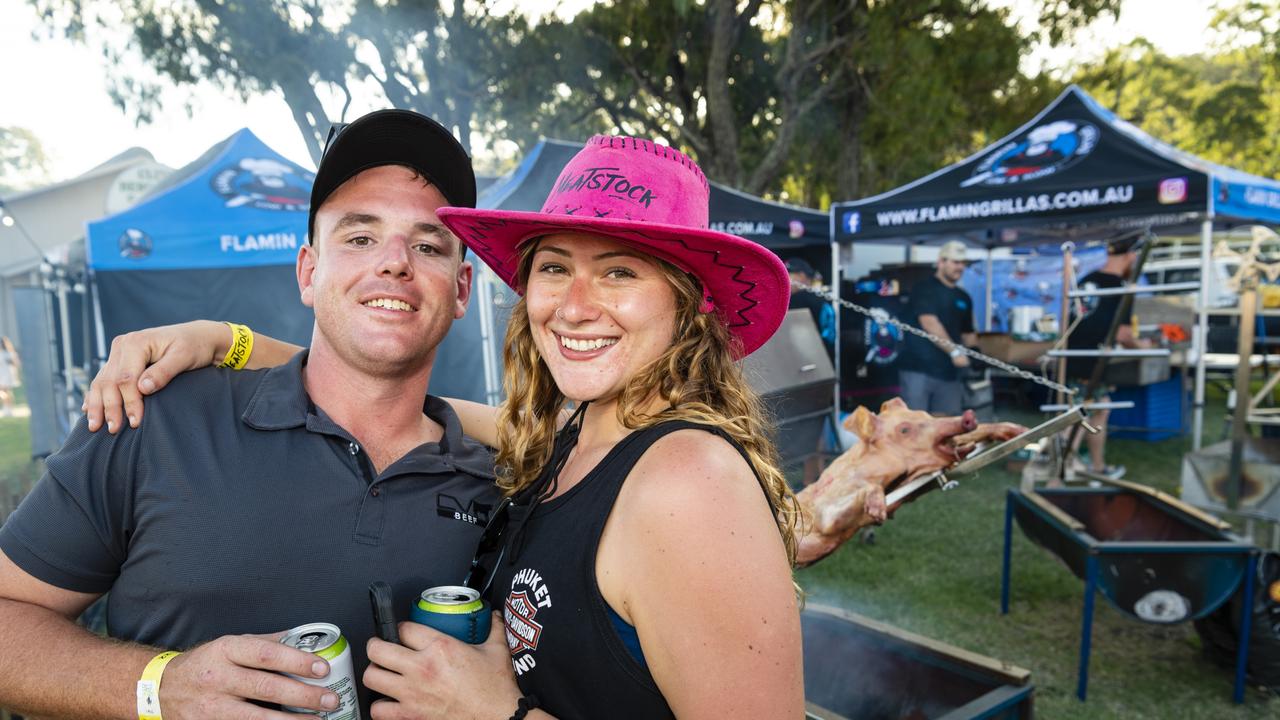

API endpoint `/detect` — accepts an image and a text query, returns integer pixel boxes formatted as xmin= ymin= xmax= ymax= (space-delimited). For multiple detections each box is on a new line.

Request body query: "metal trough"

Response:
xmin=1001 ymin=486 xmax=1259 ymax=702
xmin=803 ymin=605 xmax=1034 ymax=720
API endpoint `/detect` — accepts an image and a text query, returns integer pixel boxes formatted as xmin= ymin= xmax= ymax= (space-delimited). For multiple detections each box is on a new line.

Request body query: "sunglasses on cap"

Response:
xmin=323 ymin=122 xmax=349 ymax=157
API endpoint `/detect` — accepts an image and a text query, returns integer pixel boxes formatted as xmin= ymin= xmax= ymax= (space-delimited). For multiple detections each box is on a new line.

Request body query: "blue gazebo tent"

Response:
xmin=85 ymin=128 xmax=493 ymax=403
xmin=86 ymin=129 xmax=315 ymax=355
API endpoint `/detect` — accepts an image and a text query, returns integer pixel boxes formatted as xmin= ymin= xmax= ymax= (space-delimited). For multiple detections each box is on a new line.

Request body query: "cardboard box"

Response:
xmin=976 ymin=332 xmax=1054 ymax=366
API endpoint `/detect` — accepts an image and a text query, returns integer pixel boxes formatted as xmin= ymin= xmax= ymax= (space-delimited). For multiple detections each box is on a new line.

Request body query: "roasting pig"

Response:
xmin=795 ymin=398 xmax=1025 ymax=566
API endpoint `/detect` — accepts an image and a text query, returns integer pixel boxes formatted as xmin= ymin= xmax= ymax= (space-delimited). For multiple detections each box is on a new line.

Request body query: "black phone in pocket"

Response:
xmin=368 ymin=580 xmax=400 ymax=644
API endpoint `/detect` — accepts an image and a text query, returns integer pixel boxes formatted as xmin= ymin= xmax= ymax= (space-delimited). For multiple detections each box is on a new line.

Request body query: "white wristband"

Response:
xmin=949 ymin=347 xmax=963 ymax=358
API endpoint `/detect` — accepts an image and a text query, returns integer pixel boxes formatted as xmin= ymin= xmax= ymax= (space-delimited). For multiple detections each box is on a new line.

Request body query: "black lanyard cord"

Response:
xmin=506 ymin=401 xmax=590 ymax=565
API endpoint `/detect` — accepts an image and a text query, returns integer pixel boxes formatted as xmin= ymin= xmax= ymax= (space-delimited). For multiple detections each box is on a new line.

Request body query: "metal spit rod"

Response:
xmin=883 ymin=407 xmax=1089 ymax=507
xmin=1039 ymin=401 xmax=1135 ymax=412
xmin=1046 ymin=348 xmax=1171 ymax=358
xmin=1067 ymin=281 xmax=1201 ymax=298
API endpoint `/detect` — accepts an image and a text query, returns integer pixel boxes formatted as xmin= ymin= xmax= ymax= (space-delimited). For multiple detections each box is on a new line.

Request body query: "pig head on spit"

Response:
xmin=795 ymin=398 xmax=1025 ymax=566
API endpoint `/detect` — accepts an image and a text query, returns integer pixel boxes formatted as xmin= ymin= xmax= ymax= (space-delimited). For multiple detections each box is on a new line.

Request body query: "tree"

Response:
xmin=503 ymin=0 xmax=1120 ymax=202
xmin=29 ymin=0 xmax=539 ymax=162
xmin=1074 ymin=39 xmax=1280 ymax=179
xmin=0 ymin=126 xmax=53 ymax=194
xmin=29 ymin=0 xmax=1121 ymax=203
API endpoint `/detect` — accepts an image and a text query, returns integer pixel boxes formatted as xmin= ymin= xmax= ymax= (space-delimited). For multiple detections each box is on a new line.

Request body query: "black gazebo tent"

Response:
xmin=829 ymin=84 xmax=1280 ymax=449
xmin=833 ymin=85 xmax=1280 ymax=247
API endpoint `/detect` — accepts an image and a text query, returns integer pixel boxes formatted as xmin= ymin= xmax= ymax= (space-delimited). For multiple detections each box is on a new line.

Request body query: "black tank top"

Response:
xmin=487 ymin=420 xmax=751 ymax=720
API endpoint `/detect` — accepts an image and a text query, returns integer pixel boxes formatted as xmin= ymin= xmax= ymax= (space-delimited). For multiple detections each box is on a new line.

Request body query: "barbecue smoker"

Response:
xmin=802 ymin=605 xmax=1034 ymax=720
xmin=743 ymin=309 xmax=837 ymax=469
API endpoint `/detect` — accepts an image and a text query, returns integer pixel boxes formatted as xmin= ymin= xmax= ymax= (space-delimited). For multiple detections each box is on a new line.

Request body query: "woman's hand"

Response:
xmin=83 ymin=320 xmax=231 ymax=433
xmin=364 ymin=613 xmax=529 ymax=720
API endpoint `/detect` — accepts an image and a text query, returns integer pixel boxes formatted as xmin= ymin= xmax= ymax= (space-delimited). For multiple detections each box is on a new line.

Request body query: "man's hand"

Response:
xmin=83 ymin=321 xmax=230 ymax=433
xmin=364 ymin=614 xmax=522 ymax=720
xmin=160 ymin=632 xmax=340 ymax=719
xmin=951 ymin=353 xmax=971 ymax=368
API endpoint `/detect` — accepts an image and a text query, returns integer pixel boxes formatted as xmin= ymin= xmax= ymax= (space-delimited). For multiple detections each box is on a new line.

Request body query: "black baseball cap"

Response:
xmin=785 ymin=257 xmax=816 ymax=276
xmin=308 ymin=109 xmax=477 ymax=243
xmin=1107 ymin=228 xmax=1147 ymax=255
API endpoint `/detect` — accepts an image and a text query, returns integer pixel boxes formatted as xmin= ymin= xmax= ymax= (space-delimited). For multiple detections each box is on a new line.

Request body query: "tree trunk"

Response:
xmin=836 ymin=87 xmax=866 ymax=200
xmin=279 ymin=79 xmax=330 ymax=165
xmin=703 ymin=0 xmax=744 ymax=186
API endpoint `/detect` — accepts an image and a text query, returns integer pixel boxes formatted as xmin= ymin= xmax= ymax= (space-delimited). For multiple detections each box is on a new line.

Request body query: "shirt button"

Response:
xmin=348 ymin=441 xmax=359 ymax=455
xmin=370 ymin=487 xmax=381 ymax=497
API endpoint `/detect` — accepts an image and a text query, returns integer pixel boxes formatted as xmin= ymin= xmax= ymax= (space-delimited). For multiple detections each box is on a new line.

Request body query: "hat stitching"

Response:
xmin=448 ymin=215 xmax=761 ymax=329
xmin=586 ymin=135 xmax=707 ymax=190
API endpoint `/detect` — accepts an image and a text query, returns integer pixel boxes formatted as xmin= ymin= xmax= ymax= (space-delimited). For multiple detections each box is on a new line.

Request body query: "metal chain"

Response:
xmin=793 ymin=281 xmax=1077 ymax=397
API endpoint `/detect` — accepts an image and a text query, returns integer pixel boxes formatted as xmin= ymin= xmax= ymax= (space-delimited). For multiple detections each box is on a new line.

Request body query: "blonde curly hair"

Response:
xmin=494 ymin=240 xmax=800 ymax=565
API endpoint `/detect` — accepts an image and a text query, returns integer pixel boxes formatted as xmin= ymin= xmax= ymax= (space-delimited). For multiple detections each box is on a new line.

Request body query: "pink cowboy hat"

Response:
xmin=436 ymin=135 xmax=790 ymax=358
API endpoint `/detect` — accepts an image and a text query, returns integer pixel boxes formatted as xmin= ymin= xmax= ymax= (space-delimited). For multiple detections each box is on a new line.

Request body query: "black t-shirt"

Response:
xmin=1066 ymin=270 xmax=1125 ymax=379
xmin=898 ymin=275 xmax=975 ymax=380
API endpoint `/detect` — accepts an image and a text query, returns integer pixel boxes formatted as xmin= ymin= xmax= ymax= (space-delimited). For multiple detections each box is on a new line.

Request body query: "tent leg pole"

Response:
xmin=984 ymin=249 xmax=994 ymax=332
xmin=1193 ymin=217 xmax=1213 ymax=451
xmin=829 ymin=223 xmax=840 ymax=420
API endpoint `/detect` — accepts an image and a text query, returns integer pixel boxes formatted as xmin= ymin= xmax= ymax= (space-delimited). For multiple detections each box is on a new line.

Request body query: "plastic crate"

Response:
xmin=1108 ymin=375 xmax=1185 ymax=441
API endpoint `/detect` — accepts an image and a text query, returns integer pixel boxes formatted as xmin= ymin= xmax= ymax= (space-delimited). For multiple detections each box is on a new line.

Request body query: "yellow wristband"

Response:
xmin=136 ymin=650 xmax=181 ymax=720
xmin=219 ymin=322 xmax=254 ymax=370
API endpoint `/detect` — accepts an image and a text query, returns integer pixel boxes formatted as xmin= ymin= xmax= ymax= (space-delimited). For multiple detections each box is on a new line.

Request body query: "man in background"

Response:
xmin=1064 ymin=233 xmax=1152 ymax=479
xmin=896 ymin=240 xmax=976 ymax=415
xmin=786 ymin=257 xmax=836 ymax=359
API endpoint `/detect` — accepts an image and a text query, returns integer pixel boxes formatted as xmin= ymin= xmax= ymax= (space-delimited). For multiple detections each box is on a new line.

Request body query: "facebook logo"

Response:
xmin=843 ymin=211 xmax=861 ymax=234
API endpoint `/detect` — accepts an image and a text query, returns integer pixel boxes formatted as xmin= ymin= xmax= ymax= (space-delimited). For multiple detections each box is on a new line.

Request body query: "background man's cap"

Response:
xmin=785 ymin=257 xmax=816 ymax=277
xmin=939 ymin=240 xmax=968 ymax=261
xmin=308 ymin=109 xmax=477 ymax=241
xmin=1107 ymin=229 xmax=1147 ymax=254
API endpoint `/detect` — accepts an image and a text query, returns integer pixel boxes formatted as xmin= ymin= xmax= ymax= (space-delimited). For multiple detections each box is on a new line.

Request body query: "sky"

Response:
xmin=0 ymin=0 xmax=1219 ymax=186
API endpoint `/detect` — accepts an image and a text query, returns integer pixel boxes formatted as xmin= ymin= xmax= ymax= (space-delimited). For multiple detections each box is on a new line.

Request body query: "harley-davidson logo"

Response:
xmin=504 ymin=590 xmax=543 ymax=654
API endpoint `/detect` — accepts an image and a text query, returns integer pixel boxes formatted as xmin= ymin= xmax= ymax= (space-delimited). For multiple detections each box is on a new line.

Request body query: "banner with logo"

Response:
xmin=86 ymin=129 xmax=313 ymax=270
xmin=1213 ymin=175 xmax=1280 ymax=225
xmin=832 ymin=85 xmax=1217 ymax=243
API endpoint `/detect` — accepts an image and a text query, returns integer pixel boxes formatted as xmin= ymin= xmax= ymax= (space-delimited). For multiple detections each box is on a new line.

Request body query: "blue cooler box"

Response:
xmin=1109 ymin=375 xmax=1184 ymax=441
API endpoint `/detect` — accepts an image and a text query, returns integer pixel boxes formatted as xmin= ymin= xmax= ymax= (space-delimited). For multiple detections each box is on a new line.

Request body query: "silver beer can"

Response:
xmin=280 ymin=622 xmax=361 ymax=719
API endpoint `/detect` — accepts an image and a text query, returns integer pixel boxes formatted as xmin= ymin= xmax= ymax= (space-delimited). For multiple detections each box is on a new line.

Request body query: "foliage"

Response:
xmin=0 ymin=127 xmax=53 ymax=194
xmin=1074 ymin=38 xmax=1280 ymax=180
xmin=25 ymin=0 xmax=1128 ymax=203
xmin=511 ymin=0 xmax=1121 ymax=203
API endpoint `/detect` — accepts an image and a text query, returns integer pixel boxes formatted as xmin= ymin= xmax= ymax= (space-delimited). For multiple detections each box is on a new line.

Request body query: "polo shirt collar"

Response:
xmin=241 ymin=350 xmax=313 ymax=430
xmin=240 ymin=350 xmax=495 ymax=479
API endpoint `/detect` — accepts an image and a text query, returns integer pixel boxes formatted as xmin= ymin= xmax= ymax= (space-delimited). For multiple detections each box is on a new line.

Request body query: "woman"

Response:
xmin=84 ymin=137 xmax=804 ymax=718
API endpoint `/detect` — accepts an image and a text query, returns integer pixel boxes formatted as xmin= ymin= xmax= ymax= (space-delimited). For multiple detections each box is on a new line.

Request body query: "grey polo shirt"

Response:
xmin=0 ymin=351 xmax=498 ymax=709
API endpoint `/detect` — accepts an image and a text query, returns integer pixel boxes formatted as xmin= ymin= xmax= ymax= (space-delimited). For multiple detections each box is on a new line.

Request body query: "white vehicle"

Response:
xmin=1140 ymin=256 xmax=1240 ymax=308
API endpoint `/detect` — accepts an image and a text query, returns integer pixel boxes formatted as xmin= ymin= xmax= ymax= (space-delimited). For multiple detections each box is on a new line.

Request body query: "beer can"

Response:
xmin=410 ymin=585 xmax=491 ymax=644
xmin=279 ymin=622 xmax=361 ymax=720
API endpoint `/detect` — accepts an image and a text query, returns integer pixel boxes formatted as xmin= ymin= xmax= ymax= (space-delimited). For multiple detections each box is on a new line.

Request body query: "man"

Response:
xmin=896 ymin=240 xmax=977 ymax=415
xmin=785 ymin=257 xmax=836 ymax=359
xmin=0 ymin=109 xmax=498 ymax=719
xmin=1064 ymin=233 xmax=1152 ymax=479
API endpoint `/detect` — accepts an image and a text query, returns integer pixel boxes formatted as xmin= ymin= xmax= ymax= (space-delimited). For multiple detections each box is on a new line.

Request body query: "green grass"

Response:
xmin=0 ymin=402 xmax=41 ymax=523
xmin=797 ymin=396 xmax=1279 ymax=719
